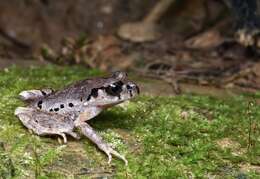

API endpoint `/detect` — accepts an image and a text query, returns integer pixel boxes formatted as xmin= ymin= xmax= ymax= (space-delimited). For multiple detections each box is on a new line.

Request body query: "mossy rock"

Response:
xmin=0 ymin=65 xmax=259 ymax=178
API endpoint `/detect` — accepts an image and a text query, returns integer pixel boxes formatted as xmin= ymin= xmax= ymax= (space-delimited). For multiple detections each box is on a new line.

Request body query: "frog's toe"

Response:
xmin=68 ymin=131 xmax=81 ymax=140
xmin=104 ymin=147 xmax=128 ymax=166
xmin=60 ymin=133 xmax=67 ymax=143
xmin=78 ymin=122 xmax=128 ymax=165
xmin=107 ymin=153 xmax=112 ymax=164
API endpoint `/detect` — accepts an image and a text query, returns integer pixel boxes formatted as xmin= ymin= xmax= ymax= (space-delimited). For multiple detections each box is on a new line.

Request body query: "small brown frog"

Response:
xmin=15 ymin=71 xmax=139 ymax=165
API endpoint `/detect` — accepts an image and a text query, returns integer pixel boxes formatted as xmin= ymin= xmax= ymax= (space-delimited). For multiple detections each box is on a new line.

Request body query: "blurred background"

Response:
xmin=0 ymin=0 xmax=259 ymax=94
xmin=1 ymin=1 xmax=260 ymax=177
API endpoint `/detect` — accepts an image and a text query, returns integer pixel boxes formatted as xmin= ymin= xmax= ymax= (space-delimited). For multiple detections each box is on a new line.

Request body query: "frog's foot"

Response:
xmin=77 ymin=122 xmax=128 ymax=165
xmin=19 ymin=88 xmax=54 ymax=101
xmin=15 ymin=107 xmax=74 ymax=144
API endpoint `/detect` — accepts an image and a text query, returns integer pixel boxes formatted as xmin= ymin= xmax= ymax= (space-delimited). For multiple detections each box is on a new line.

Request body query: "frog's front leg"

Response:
xmin=75 ymin=110 xmax=128 ymax=165
xmin=77 ymin=122 xmax=128 ymax=165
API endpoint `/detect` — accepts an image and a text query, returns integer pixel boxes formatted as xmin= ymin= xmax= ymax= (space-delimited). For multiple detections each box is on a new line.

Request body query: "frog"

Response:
xmin=14 ymin=71 xmax=139 ymax=165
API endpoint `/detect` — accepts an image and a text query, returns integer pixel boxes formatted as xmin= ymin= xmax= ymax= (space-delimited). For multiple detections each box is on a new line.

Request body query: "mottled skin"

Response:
xmin=15 ymin=72 xmax=139 ymax=165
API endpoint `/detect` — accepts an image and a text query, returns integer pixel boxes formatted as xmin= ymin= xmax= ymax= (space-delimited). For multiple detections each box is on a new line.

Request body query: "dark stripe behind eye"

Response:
xmin=105 ymin=84 xmax=122 ymax=96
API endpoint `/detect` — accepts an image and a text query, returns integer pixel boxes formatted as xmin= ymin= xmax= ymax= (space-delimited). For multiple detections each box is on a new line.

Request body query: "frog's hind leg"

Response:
xmin=19 ymin=88 xmax=54 ymax=101
xmin=14 ymin=107 xmax=70 ymax=143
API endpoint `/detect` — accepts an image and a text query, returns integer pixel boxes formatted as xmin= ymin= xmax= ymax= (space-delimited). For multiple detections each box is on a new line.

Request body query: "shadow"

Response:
xmin=88 ymin=110 xmax=138 ymax=131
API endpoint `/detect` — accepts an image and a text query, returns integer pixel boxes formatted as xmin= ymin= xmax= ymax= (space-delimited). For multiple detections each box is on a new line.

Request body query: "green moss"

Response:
xmin=0 ymin=65 xmax=259 ymax=178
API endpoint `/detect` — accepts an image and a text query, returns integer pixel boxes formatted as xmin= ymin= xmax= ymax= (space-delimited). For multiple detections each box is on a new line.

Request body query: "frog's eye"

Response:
xmin=105 ymin=81 xmax=123 ymax=96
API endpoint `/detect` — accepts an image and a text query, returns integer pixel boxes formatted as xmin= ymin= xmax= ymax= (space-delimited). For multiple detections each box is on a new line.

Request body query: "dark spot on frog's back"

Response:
xmin=54 ymin=108 xmax=59 ymax=112
xmin=69 ymin=103 xmax=74 ymax=107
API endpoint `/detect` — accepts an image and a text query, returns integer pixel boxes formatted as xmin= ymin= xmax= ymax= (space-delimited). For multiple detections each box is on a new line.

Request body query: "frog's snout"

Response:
xmin=126 ymin=82 xmax=140 ymax=97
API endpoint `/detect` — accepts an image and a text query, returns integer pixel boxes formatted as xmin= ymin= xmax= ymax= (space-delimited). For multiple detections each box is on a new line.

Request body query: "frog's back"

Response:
xmin=27 ymin=76 xmax=120 ymax=114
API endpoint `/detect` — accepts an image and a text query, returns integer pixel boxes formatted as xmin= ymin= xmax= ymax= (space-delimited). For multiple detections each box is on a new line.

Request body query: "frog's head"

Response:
xmin=85 ymin=71 xmax=139 ymax=107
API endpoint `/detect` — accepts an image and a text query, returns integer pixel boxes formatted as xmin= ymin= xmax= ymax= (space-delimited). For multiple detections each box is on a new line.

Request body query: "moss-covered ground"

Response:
xmin=0 ymin=65 xmax=259 ymax=178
